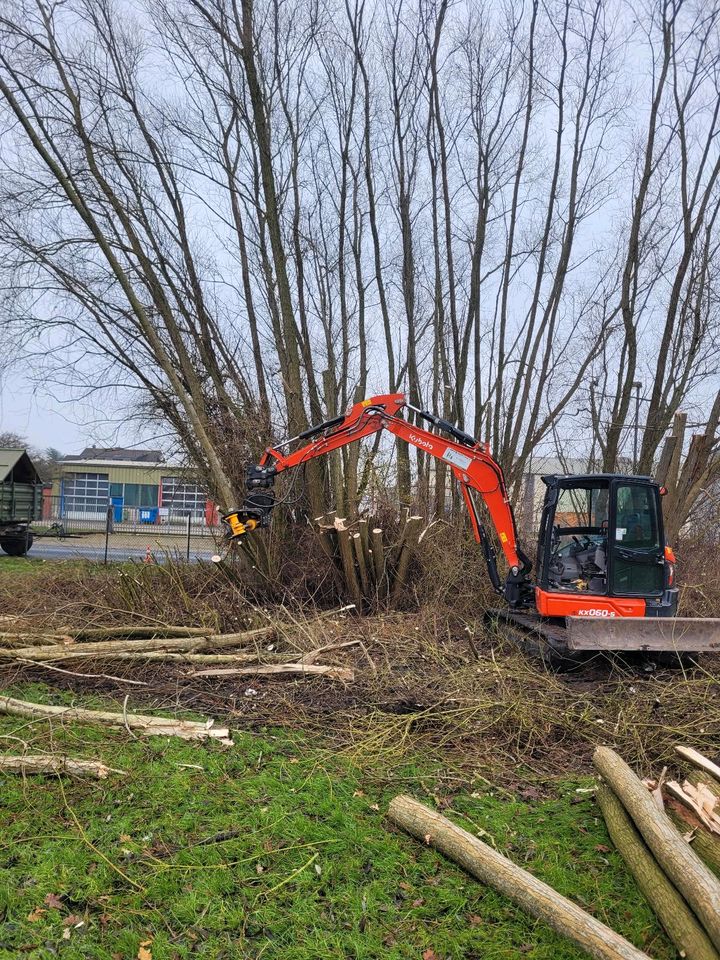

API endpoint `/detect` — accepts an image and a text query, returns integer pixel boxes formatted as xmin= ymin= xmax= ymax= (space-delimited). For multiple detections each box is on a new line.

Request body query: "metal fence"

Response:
xmin=29 ymin=494 xmax=222 ymax=563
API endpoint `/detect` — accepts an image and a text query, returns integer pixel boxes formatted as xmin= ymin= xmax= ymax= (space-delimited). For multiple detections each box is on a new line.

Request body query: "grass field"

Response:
xmin=0 ymin=685 xmax=675 ymax=960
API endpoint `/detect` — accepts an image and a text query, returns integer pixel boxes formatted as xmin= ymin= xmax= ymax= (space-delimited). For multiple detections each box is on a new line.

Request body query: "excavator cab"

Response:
xmin=535 ymin=475 xmax=678 ymax=617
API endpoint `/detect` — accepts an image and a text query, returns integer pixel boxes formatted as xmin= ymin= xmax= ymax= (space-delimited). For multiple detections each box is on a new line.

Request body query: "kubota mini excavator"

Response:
xmin=222 ymin=392 xmax=720 ymax=660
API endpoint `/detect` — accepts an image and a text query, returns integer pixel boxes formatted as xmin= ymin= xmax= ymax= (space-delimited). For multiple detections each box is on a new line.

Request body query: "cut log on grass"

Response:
xmin=191 ymin=663 xmax=355 ymax=681
xmin=0 ymin=754 xmax=126 ymax=780
xmin=388 ymin=795 xmax=652 ymax=960
xmin=0 ymin=696 xmax=232 ymax=742
xmin=596 ymin=784 xmax=720 ymax=960
xmin=594 ymin=746 xmax=720 ymax=950
xmin=677 ymin=746 xmax=720 ymax=786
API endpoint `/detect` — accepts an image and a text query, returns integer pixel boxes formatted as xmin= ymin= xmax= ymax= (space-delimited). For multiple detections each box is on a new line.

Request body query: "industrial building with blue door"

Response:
xmin=52 ymin=448 xmax=217 ymax=526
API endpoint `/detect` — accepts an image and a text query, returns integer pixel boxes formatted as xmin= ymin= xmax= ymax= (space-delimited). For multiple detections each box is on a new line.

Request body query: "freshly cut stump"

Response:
xmin=594 ymin=746 xmax=720 ymax=950
xmin=388 ymin=795 xmax=652 ymax=960
xmin=597 ymin=784 xmax=719 ymax=960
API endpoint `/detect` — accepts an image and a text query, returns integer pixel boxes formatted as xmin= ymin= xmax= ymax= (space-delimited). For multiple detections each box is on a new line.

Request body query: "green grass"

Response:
xmin=0 ymin=555 xmax=48 ymax=575
xmin=0 ymin=687 xmax=673 ymax=960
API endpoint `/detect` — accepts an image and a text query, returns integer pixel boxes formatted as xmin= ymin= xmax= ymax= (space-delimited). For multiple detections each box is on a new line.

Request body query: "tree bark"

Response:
xmin=597 ymin=784 xmax=719 ymax=960
xmin=388 ymin=795 xmax=652 ymax=960
xmin=593 ymin=746 xmax=720 ymax=949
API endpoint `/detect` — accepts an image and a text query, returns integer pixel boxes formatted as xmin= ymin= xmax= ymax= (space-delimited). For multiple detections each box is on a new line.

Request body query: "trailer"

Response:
xmin=0 ymin=449 xmax=43 ymax=556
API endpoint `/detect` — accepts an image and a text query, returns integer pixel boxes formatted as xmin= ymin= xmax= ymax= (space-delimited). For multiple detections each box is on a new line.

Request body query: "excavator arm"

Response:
xmin=223 ymin=393 xmax=533 ymax=606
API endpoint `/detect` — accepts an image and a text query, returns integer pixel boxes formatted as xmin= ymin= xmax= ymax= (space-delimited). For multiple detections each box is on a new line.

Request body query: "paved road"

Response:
xmin=26 ymin=536 xmax=218 ymax=563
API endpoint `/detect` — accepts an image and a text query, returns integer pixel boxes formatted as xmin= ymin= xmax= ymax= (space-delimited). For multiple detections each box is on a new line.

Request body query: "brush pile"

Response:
xmin=594 ymin=744 xmax=720 ymax=960
xmin=0 ymin=607 xmax=359 ymax=682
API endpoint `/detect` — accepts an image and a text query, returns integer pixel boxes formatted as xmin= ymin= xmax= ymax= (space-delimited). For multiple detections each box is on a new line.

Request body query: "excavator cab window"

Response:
xmin=543 ymin=480 xmax=609 ymax=595
xmin=539 ymin=475 xmax=667 ymax=600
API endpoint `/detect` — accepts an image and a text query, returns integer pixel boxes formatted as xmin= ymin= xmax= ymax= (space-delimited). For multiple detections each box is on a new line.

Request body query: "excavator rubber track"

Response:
xmin=485 ymin=608 xmax=580 ymax=668
xmin=486 ymin=608 xmax=720 ymax=668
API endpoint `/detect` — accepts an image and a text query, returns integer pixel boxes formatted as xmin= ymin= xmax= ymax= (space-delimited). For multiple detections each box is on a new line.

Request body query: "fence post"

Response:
xmin=186 ymin=512 xmax=191 ymax=561
xmin=104 ymin=505 xmax=112 ymax=565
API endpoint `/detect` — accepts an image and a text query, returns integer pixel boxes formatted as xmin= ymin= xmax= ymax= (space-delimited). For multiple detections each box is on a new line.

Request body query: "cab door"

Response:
xmin=609 ymin=481 xmax=664 ymax=597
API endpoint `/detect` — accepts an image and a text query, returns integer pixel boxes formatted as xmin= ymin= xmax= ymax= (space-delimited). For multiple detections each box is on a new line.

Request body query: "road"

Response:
xmin=26 ymin=533 xmax=219 ymax=563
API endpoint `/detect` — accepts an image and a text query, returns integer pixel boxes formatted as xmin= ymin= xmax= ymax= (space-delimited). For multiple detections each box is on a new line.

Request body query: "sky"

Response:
xmin=0 ymin=367 xmax=138 ymax=455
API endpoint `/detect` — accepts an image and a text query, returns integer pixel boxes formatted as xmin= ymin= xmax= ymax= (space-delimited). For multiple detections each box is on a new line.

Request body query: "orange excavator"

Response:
xmin=223 ymin=392 xmax=718 ymax=660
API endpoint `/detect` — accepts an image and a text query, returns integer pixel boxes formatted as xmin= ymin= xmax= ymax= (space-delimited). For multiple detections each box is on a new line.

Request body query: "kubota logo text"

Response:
xmin=409 ymin=434 xmax=434 ymax=450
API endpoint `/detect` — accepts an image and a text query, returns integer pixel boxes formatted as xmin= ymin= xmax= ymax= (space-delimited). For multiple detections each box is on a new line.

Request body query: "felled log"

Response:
xmin=68 ymin=625 xmax=212 ymax=640
xmin=594 ymin=746 xmax=720 ymax=949
xmin=0 ymin=632 xmax=68 ymax=647
xmin=388 ymin=795 xmax=652 ymax=960
xmin=0 ymin=696 xmax=232 ymax=742
xmin=597 ymin=784 xmax=720 ymax=960
xmin=0 ymin=754 xmax=126 ymax=780
xmin=52 ymin=651 xmax=291 ymax=665
xmin=0 ymin=607 xmax=355 ymax=663
xmin=191 ymin=662 xmax=354 ymax=681
xmin=0 ymin=627 xmax=276 ymax=662
xmin=677 ymin=746 xmax=720 ymax=786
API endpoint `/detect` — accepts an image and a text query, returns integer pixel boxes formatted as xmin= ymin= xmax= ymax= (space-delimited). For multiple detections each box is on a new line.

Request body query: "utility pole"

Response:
xmin=632 ymin=381 xmax=642 ymax=472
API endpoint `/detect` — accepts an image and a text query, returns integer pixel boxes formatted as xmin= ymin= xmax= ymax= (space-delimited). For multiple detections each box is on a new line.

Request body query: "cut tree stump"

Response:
xmin=388 ymin=795 xmax=652 ymax=960
xmin=333 ymin=520 xmax=363 ymax=608
xmin=0 ymin=696 xmax=231 ymax=742
xmin=594 ymin=746 xmax=720 ymax=950
xmin=370 ymin=528 xmax=387 ymax=599
xmin=0 ymin=754 xmax=126 ymax=780
xmin=352 ymin=533 xmax=371 ymax=596
xmin=597 ymin=784 xmax=719 ymax=960
xmin=391 ymin=516 xmax=423 ymax=600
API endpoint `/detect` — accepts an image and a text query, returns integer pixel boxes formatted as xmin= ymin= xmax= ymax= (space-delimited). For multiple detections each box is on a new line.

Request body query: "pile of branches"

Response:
xmin=0 ymin=607 xmax=359 ymax=685
xmin=595 ymin=745 xmax=720 ymax=960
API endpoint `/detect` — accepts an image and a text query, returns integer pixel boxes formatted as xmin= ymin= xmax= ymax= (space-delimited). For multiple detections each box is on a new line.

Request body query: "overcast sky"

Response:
xmin=0 ymin=367 xmax=141 ymax=454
